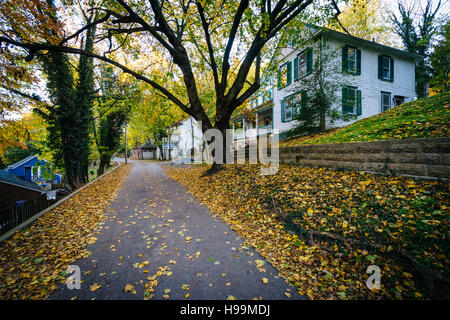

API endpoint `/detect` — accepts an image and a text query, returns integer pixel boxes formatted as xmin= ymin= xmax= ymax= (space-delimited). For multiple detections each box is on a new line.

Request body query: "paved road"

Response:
xmin=50 ymin=161 xmax=304 ymax=300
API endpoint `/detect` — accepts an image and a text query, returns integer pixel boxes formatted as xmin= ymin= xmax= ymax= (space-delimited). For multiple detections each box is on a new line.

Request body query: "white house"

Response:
xmin=232 ymin=25 xmax=417 ymax=143
xmin=161 ymin=116 xmax=204 ymax=160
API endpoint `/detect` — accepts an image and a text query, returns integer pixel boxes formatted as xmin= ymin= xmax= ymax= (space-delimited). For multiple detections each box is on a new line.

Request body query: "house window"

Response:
xmin=234 ymin=119 xmax=244 ymax=140
xmin=394 ymin=95 xmax=405 ymax=106
xmin=294 ymin=48 xmax=312 ymax=80
xmin=378 ymin=55 xmax=394 ymax=81
xmin=267 ymin=88 xmax=273 ymax=101
xmin=281 ymin=91 xmax=306 ymax=122
xmin=278 ymin=61 xmax=292 ymax=88
xmin=342 ymin=45 xmax=361 ymax=75
xmin=342 ymin=86 xmax=362 ymax=115
xmin=257 ymin=108 xmax=273 ymax=128
xmin=282 ymin=98 xmax=293 ymax=122
xmin=381 ymin=92 xmax=392 ymax=112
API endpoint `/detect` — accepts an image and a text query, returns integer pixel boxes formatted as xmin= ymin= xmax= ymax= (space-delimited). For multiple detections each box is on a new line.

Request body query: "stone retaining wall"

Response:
xmin=235 ymin=138 xmax=450 ymax=180
xmin=278 ymin=138 xmax=450 ymax=180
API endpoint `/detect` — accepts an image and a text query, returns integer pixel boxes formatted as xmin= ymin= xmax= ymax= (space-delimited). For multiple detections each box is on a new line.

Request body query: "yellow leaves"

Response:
xmin=298 ymin=255 xmax=312 ymax=263
xmin=261 ymin=277 xmax=269 ymax=284
xmin=165 ymin=163 xmax=447 ymax=300
xmin=402 ymin=272 xmax=413 ymax=278
xmin=90 ymin=283 xmax=102 ymax=292
xmin=359 ymin=180 xmax=372 ymax=190
xmin=169 ymin=260 xmax=176 ymax=264
xmin=86 ymin=237 xmax=98 ymax=244
xmin=124 ymin=284 xmax=136 ymax=295
xmin=139 ymin=261 xmax=150 ymax=268
xmin=181 ymin=284 xmax=190 ymax=290
xmin=0 ymin=165 xmax=131 ymax=300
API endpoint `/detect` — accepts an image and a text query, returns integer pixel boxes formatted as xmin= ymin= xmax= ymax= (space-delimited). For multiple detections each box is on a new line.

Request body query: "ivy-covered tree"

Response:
xmin=35 ymin=3 xmax=97 ymax=189
xmin=95 ymin=65 xmax=133 ymax=175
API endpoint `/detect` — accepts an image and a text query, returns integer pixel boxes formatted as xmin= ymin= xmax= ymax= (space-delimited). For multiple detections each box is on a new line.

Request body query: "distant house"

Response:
xmin=0 ymin=170 xmax=45 ymax=207
xmin=131 ymin=142 xmax=157 ymax=160
xmin=165 ymin=117 xmax=204 ymax=160
xmin=5 ymin=155 xmax=62 ymax=186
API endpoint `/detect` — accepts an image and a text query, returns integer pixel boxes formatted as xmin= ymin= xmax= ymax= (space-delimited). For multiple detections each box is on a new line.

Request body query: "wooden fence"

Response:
xmin=0 ymin=196 xmax=58 ymax=236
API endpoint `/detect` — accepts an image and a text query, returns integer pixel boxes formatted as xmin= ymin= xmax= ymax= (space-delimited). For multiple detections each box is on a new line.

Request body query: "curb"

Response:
xmin=0 ymin=163 xmax=124 ymax=243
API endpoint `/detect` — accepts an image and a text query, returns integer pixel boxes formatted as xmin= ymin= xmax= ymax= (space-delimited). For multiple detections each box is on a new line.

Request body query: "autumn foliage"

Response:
xmin=166 ymin=164 xmax=449 ymax=299
xmin=0 ymin=164 xmax=131 ymax=300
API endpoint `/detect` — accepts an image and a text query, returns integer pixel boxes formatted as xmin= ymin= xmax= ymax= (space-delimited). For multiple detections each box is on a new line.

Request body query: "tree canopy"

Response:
xmin=0 ymin=1 xmax=344 ymax=137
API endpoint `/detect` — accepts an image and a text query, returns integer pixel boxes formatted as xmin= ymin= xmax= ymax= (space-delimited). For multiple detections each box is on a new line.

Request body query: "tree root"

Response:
xmin=202 ymin=163 xmax=225 ymax=177
xmin=270 ymin=198 xmax=449 ymax=297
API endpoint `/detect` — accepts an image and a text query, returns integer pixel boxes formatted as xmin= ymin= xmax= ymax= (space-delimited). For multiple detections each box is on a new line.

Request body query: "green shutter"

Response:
xmin=356 ymin=49 xmax=361 ymax=75
xmin=281 ymin=99 xmax=285 ymax=122
xmin=294 ymin=57 xmax=299 ymax=81
xmin=390 ymin=58 xmax=394 ymax=82
xmin=378 ymin=55 xmax=383 ymax=80
xmin=287 ymin=61 xmax=292 ymax=85
xmin=342 ymin=87 xmax=348 ymax=113
xmin=301 ymin=91 xmax=308 ymax=109
xmin=306 ymin=48 xmax=313 ymax=75
xmin=356 ymin=90 xmax=362 ymax=115
xmin=277 ymin=67 xmax=281 ymax=88
xmin=342 ymin=45 xmax=348 ymax=72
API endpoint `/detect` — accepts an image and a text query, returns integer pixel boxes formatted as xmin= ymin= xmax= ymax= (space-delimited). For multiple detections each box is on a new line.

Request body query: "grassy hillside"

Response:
xmin=281 ymin=92 xmax=450 ymax=147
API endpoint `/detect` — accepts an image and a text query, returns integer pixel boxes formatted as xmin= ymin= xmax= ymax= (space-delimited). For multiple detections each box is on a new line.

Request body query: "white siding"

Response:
xmin=273 ymin=37 xmax=416 ymax=133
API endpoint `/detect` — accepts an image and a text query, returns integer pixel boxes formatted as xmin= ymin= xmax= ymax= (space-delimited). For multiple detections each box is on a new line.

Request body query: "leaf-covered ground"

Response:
xmin=0 ymin=164 xmax=131 ymax=300
xmin=281 ymin=92 xmax=450 ymax=147
xmin=165 ymin=164 xmax=449 ymax=299
xmin=47 ymin=161 xmax=300 ymax=301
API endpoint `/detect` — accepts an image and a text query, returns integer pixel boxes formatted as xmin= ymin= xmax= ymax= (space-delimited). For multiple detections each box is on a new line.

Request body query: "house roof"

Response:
xmin=142 ymin=142 xmax=157 ymax=149
xmin=0 ymin=170 xmax=45 ymax=193
xmin=7 ymin=155 xmax=37 ymax=169
xmin=312 ymin=26 xmax=419 ymax=61
xmin=132 ymin=142 xmax=157 ymax=149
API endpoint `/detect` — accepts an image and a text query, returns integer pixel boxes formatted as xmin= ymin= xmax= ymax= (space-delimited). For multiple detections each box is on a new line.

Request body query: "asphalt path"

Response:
xmin=50 ymin=160 xmax=304 ymax=300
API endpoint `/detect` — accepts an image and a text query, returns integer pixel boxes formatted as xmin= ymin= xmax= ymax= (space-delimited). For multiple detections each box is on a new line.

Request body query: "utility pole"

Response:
xmin=124 ymin=120 xmax=128 ymax=164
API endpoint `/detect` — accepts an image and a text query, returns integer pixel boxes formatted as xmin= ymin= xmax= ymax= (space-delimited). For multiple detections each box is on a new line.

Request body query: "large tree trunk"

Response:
xmin=203 ymin=115 xmax=230 ymax=175
xmin=320 ymin=111 xmax=326 ymax=132
xmin=97 ymin=155 xmax=110 ymax=176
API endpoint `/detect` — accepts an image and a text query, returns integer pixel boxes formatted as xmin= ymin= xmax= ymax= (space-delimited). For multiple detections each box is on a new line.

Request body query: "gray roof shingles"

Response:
xmin=0 ymin=170 xmax=44 ymax=193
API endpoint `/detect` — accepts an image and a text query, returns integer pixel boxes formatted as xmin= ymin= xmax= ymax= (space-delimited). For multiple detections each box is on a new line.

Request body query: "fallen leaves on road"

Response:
xmin=0 ymin=164 xmax=131 ymax=300
xmin=90 ymin=283 xmax=102 ymax=292
xmin=165 ymin=164 xmax=449 ymax=299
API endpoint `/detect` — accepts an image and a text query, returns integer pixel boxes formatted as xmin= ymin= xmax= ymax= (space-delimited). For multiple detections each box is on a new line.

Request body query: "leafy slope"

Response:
xmin=281 ymin=92 xmax=450 ymax=146
xmin=166 ymin=165 xmax=449 ymax=299
xmin=0 ymin=164 xmax=131 ymax=300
